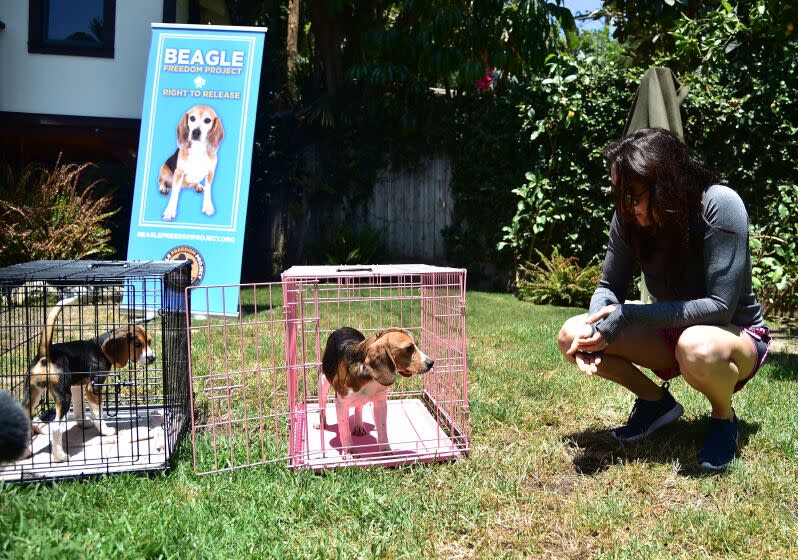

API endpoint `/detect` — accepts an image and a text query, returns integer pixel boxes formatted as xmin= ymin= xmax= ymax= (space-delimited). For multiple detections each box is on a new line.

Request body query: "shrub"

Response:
xmin=750 ymin=184 xmax=798 ymax=317
xmin=498 ymin=30 xmax=637 ymax=271
xmin=516 ymin=249 xmax=602 ymax=308
xmin=0 ymin=157 xmax=119 ymax=267
xmin=501 ymin=6 xmax=798 ymax=315
xmin=306 ymin=223 xmax=387 ymax=266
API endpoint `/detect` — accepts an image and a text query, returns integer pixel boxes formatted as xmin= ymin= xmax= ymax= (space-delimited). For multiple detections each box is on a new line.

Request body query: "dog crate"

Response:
xmin=187 ymin=264 xmax=469 ymax=473
xmin=0 ymin=260 xmax=191 ymax=481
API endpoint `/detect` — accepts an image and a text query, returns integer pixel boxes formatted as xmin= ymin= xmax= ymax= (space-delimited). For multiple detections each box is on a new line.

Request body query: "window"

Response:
xmin=28 ymin=0 xmax=116 ymax=58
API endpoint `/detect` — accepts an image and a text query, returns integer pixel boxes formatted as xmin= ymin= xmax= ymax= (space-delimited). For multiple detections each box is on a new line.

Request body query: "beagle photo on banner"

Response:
xmin=159 ymin=104 xmax=224 ymax=221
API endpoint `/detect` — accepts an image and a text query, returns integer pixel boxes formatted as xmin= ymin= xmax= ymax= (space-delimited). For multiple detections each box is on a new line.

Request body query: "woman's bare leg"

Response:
xmin=675 ymin=325 xmax=758 ymax=420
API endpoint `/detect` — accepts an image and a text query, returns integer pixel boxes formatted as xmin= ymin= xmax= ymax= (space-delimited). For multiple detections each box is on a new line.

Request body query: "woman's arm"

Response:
xmin=596 ymin=186 xmax=749 ymax=342
xmin=589 ymin=212 xmax=635 ymax=316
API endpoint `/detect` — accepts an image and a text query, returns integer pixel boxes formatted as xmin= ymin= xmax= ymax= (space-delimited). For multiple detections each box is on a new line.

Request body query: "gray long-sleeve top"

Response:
xmin=590 ymin=184 xmax=765 ymax=342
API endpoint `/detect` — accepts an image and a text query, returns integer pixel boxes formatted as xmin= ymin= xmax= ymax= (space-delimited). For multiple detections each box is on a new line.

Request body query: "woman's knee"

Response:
xmin=675 ymin=326 xmax=729 ymax=380
xmin=557 ymin=314 xmax=588 ymax=359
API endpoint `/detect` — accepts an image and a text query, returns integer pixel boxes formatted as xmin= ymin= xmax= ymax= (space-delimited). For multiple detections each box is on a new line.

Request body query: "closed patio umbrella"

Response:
xmin=623 ymin=67 xmax=689 ymax=302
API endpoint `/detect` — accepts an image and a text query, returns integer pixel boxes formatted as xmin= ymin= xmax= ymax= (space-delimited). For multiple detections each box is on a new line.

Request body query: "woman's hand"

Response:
xmin=585 ymin=304 xmax=619 ymax=325
xmin=564 ymin=308 xmax=615 ymax=375
xmin=573 ymin=350 xmax=603 ymax=376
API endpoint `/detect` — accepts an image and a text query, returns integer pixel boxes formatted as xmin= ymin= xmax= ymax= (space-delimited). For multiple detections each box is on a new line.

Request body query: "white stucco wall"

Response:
xmin=0 ymin=0 xmax=166 ymax=118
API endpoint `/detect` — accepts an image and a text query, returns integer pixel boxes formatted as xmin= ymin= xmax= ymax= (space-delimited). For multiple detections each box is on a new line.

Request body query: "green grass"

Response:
xmin=2 ymin=291 xmax=797 ymax=559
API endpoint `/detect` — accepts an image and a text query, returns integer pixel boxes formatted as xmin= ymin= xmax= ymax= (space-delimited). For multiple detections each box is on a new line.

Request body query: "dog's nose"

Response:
xmin=146 ymin=355 xmax=156 ymax=365
xmin=424 ymin=358 xmax=434 ymax=370
xmin=191 ymin=128 xmax=201 ymax=140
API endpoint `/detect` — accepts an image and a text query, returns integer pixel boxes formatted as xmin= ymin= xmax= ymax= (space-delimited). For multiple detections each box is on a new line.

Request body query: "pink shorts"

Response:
xmin=652 ymin=326 xmax=771 ymax=393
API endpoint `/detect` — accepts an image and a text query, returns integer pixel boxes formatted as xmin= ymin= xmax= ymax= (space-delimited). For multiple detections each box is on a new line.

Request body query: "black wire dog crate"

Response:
xmin=0 ymin=260 xmax=191 ymax=481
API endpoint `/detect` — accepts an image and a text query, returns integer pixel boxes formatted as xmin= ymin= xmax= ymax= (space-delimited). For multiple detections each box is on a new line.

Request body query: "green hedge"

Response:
xmin=488 ymin=7 xmax=798 ymax=315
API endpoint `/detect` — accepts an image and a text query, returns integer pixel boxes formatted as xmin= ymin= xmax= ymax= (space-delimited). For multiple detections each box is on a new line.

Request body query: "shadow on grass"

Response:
xmin=562 ymin=417 xmax=761 ymax=478
xmin=239 ymin=302 xmax=282 ymax=316
xmin=765 ymin=350 xmax=798 ymax=381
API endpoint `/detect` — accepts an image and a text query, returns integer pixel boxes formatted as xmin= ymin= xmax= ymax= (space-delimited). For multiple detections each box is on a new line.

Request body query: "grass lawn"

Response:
xmin=1 ymin=291 xmax=797 ymax=559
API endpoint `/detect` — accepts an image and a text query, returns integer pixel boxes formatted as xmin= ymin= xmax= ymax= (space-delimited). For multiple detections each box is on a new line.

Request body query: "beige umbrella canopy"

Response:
xmin=624 ymin=67 xmax=689 ymax=141
xmin=622 ymin=67 xmax=689 ymax=302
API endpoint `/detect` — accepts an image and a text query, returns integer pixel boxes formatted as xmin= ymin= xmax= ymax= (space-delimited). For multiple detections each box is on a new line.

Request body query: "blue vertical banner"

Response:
xmin=127 ymin=24 xmax=266 ymax=315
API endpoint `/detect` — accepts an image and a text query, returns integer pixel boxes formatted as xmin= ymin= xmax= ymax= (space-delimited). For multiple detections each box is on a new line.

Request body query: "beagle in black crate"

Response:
xmin=159 ymin=104 xmax=224 ymax=221
xmin=21 ymin=297 xmax=156 ymax=462
xmin=317 ymin=327 xmax=434 ymax=455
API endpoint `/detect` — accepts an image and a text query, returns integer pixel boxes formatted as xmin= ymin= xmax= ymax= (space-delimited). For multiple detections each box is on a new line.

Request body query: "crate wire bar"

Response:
xmin=0 ymin=260 xmax=191 ymax=481
xmin=187 ymin=264 xmax=469 ymax=473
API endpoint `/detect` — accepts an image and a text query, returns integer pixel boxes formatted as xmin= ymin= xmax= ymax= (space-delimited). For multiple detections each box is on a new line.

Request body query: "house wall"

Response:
xmin=0 ymin=0 xmax=167 ymax=119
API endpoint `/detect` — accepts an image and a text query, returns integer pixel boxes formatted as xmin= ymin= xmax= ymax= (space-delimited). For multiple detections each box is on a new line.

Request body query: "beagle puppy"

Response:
xmin=159 ymin=104 xmax=224 ymax=221
xmin=317 ymin=327 xmax=434 ymax=455
xmin=21 ymin=299 xmax=156 ymax=462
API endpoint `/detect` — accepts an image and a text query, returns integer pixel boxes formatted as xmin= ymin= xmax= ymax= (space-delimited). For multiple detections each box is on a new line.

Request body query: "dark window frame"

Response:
xmin=28 ymin=0 xmax=116 ymax=58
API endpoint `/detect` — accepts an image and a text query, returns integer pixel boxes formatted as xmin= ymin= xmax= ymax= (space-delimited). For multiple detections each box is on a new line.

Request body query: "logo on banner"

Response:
xmin=164 ymin=245 xmax=206 ymax=285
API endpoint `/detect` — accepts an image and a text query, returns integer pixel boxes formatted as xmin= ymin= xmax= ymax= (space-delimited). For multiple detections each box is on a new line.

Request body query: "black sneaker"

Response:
xmin=698 ymin=414 xmax=739 ymax=470
xmin=611 ymin=382 xmax=684 ymax=443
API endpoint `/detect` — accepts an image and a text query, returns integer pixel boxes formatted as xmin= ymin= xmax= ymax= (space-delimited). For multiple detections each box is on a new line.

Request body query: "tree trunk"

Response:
xmin=309 ymin=0 xmax=343 ymax=95
xmin=286 ymin=0 xmax=299 ymax=82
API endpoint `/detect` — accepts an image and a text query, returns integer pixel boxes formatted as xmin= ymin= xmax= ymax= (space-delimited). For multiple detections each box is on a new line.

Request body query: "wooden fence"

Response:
xmin=363 ymin=156 xmax=453 ymax=262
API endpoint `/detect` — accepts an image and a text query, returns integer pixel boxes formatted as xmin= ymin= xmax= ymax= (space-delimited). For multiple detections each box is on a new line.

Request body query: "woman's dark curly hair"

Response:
xmin=603 ymin=128 xmax=721 ymax=293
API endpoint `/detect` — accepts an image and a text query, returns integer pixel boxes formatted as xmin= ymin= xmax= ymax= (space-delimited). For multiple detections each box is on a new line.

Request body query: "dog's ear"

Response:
xmin=102 ymin=329 xmax=133 ymax=368
xmin=177 ymin=112 xmax=190 ymax=149
xmin=207 ymin=114 xmax=224 ymax=154
xmin=363 ymin=341 xmax=397 ymax=387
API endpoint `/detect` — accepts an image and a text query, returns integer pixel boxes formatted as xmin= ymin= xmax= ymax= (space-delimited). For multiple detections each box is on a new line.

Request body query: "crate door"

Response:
xmin=186 ymin=282 xmax=320 ymax=474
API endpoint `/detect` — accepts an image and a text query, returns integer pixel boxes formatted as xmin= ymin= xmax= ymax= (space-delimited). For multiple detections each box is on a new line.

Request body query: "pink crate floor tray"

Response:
xmin=292 ymin=398 xmax=465 ymax=470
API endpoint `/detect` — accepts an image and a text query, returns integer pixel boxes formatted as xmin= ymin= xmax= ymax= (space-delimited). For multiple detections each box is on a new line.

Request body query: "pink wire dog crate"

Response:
xmin=186 ymin=264 xmax=469 ymax=473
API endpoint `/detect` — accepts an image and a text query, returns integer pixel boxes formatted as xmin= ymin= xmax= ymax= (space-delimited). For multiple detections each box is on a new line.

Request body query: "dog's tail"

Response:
xmin=38 ymin=295 xmax=78 ymax=359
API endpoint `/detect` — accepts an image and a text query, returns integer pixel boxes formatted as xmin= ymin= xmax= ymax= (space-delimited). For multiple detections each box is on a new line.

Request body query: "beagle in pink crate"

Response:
xmin=317 ymin=327 xmax=434 ymax=456
xmin=159 ymin=105 xmax=224 ymax=221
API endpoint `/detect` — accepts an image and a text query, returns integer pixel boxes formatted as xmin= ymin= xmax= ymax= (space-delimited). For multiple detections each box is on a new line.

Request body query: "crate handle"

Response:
xmin=336 ymin=266 xmax=373 ymax=272
xmin=88 ymin=263 xmax=129 ymax=268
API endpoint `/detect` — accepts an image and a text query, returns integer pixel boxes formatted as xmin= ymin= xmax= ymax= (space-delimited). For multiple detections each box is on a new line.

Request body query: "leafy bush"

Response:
xmin=444 ymin=90 xmax=529 ymax=287
xmin=750 ymin=184 xmax=798 ymax=317
xmin=516 ymin=249 xmax=602 ymax=307
xmin=0 ymin=157 xmax=119 ymax=267
xmin=659 ymin=3 xmax=798 ymax=316
xmin=306 ymin=223 xmax=387 ymax=266
xmin=499 ymin=4 xmax=798 ymax=316
xmin=499 ymin=30 xmax=638 ymax=268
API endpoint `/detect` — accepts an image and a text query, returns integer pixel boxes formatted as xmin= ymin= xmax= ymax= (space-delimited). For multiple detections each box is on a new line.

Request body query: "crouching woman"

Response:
xmin=558 ymin=128 xmax=770 ymax=470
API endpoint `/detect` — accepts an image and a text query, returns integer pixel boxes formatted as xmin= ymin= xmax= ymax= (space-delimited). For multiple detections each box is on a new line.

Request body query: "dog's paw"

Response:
xmin=351 ymin=423 xmax=368 ymax=436
xmin=338 ymin=446 xmax=353 ymax=458
xmin=201 ymin=202 xmax=215 ymax=216
xmin=313 ymin=410 xmax=326 ymax=430
xmin=193 ymin=184 xmax=204 ymax=193
xmin=52 ymin=449 xmax=69 ymax=462
xmin=378 ymin=443 xmax=392 ymax=453
xmin=159 ymin=185 xmax=169 ymax=195
xmin=162 ymin=207 xmax=177 ymax=220
xmin=99 ymin=424 xmax=116 ymax=436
